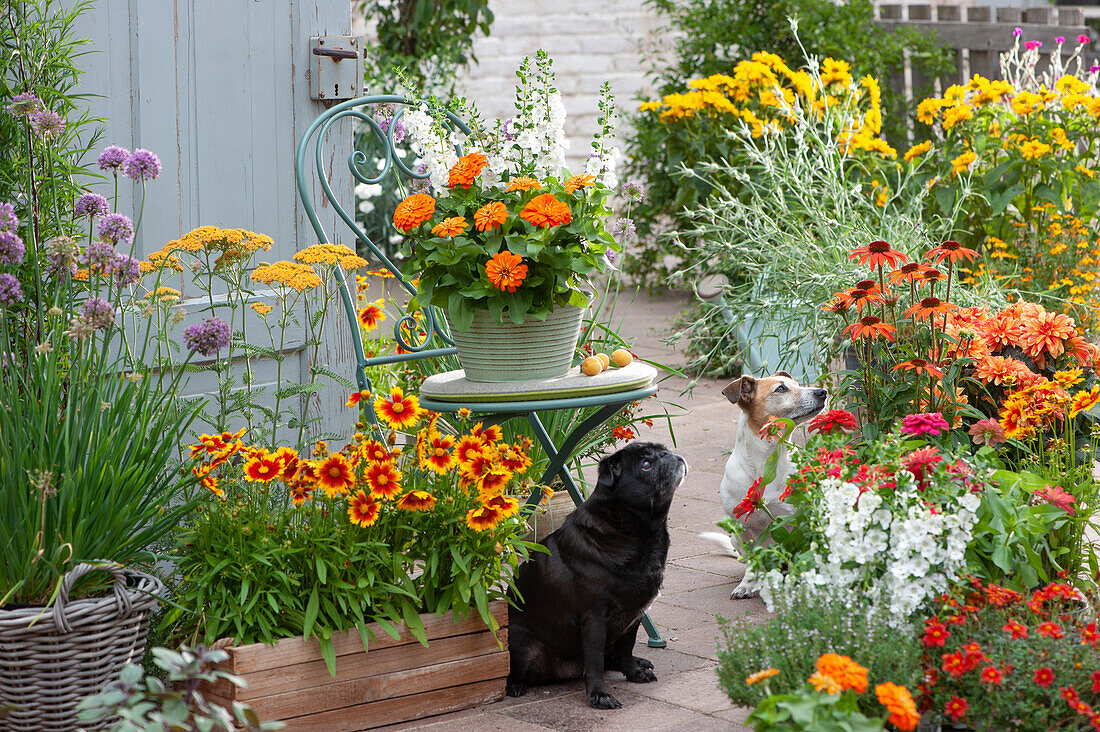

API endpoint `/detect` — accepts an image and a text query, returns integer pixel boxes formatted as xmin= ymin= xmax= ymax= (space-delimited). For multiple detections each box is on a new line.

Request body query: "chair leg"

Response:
xmin=526 ymin=402 xmax=626 ymax=506
xmin=640 ymin=612 xmax=667 ymax=648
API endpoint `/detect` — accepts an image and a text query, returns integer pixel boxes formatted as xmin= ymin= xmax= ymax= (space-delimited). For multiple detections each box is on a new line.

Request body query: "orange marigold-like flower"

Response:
xmin=466 ymin=504 xmax=503 ymax=531
xmin=808 ymin=671 xmax=842 ymax=695
xmin=520 ymin=193 xmax=572 ymax=227
xmin=875 ymin=682 xmax=920 ymax=731
xmin=485 ymin=250 xmax=528 ymax=292
xmin=744 ymin=668 xmax=779 ymax=685
xmin=505 ymin=176 xmax=540 ymax=192
xmin=474 ymin=201 xmax=508 ymax=232
xmin=448 ymin=152 xmax=488 ymax=189
xmin=1070 ymin=386 xmax=1100 ymax=418
xmin=374 ymin=387 xmax=423 ymax=430
xmin=347 ymin=489 xmax=380 ymax=527
xmin=393 ymin=193 xmax=436 ymax=232
xmin=816 ymin=653 xmax=869 ymax=694
xmin=564 ymin=173 xmax=596 ymax=194
xmin=396 ymin=489 xmax=437 ymax=512
xmin=366 ymin=460 xmax=402 ymax=500
xmin=431 ymin=216 xmax=468 ymax=238
xmin=317 ymin=453 xmax=356 ymax=497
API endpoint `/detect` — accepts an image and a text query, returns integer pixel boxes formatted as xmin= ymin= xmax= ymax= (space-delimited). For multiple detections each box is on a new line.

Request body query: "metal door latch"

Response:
xmin=309 ymin=36 xmax=362 ymax=101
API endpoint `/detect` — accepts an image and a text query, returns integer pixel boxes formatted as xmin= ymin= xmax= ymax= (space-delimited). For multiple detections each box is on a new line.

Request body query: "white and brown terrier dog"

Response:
xmin=701 ymin=371 xmax=827 ymax=598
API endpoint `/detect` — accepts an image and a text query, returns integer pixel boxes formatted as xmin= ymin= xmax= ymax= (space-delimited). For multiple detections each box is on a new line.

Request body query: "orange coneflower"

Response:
xmin=1070 ymin=386 xmax=1100 ymax=417
xmin=448 ymin=152 xmax=488 ymax=189
xmin=887 ymin=262 xmax=932 ymax=285
xmin=244 ymin=453 xmax=283 ymax=483
xmin=822 ymin=293 xmax=850 ymax=314
xmin=374 ymin=387 xmax=423 ymax=430
xmin=844 ymin=316 xmax=897 ymax=342
xmin=903 ymin=296 xmax=958 ymax=321
xmin=346 ymin=389 xmax=371 ymax=408
xmin=917 ymin=267 xmax=948 ymax=289
xmin=366 ymin=460 xmax=402 ymax=500
xmin=842 ymin=286 xmax=886 ymax=314
xmin=317 ymin=453 xmax=356 ymax=497
xmin=358 ymin=300 xmax=386 ymax=330
xmin=393 ymin=193 xmax=436 ymax=232
xmin=474 ymin=201 xmax=508 ymax=232
xmin=431 ymin=216 xmax=468 ymax=238
xmin=465 ymin=504 xmax=503 ymax=531
xmin=520 ymin=193 xmax=572 ymax=228
xmin=564 ymin=173 xmax=596 ymax=194
xmin=485 ymin=251 xmax=528 ymax=292
xmin=423 ymin=432 xmax=457 ymax=474
xmin=849 ymin=240 xmax=909 ymax=270
xmin=505 ymin=176 xmax=540 ymax=192
xmin=347 ymin=489 xmax=380 ymax=527
xmin=893 ymin=359 xmax=945 ymax=379
xmin=396 ymin=489 xmax=437 ymax=512
xmin=926 ymin=239 xmax=978 ymax=265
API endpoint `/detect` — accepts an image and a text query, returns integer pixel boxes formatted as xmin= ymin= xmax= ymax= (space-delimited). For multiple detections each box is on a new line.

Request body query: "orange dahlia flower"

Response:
xmin=374 ymin=387 xmax=423 ymax=430
xmin=431 ymin=216 xmax=468 ymax=238
xmin=366 ymin=460 xmax=402 ymax=500
xmin=564 ymin=173 xmax=596 ymax=194
xmin=973 ymin=355 xmax=1032 ymax=387
xmin=347 ymin=489 xmax=379 ymax=527
xmin=520 ymin=193 xmax=572 ymax=228
xmin=1018 ymin=309 xmax=1075 ymax=363
xmin=505 ymin=176 xmax=540 ymax=192
xmin=465 ymin=504 xmax=503 ymax=531
xmin=393 ymin=193 xmax=435 ymax=232
xmin=448 ymin=152 xmax=488 ymax=189
xmin=396 ymin=489 xmax=437 ymax=512
xmin=485 ymin=251 xmax=528 ymax=292
xmin=473 ymin=201 xmax=508 ymax=232
xmin=317 ymin=453 xmax=356 ymax=497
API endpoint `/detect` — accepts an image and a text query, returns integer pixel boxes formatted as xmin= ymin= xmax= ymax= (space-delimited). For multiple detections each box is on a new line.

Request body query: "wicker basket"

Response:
xmin=0 ymin=562 xmax=164 ymax=731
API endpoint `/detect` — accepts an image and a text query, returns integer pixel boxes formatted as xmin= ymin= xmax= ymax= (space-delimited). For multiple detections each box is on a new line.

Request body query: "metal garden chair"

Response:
xmin=294 ymin=95 xmax=666 ymax=647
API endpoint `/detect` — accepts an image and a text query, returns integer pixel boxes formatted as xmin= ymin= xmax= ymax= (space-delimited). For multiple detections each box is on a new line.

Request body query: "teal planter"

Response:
xmin=447 ymin=306 xmax=585 ymax=382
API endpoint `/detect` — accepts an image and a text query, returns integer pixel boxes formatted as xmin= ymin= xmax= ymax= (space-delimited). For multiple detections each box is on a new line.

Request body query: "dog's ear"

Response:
xmin=596 ymin=451 xmax=622 ymax=491
xmin=774 ymin=370 xmax=792 ymax=380
xmin=722 ymin=375 xmax=756 ymax=406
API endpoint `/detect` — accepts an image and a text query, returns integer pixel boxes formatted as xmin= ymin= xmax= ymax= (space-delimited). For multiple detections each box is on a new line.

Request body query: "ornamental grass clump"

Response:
xmin=917 ymin=577 xmax=1100 ymax=731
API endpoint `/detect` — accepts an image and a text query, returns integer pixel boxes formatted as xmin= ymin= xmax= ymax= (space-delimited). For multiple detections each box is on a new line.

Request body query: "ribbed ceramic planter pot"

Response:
xmin=447 ymin=306 xmax=584 ymax=382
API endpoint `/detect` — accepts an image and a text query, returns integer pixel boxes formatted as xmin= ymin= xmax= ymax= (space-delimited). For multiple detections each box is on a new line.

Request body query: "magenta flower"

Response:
xmin=1025 ymin=40 xmax=1042 ymax=51
xmin=1013 ymin=26 xmax=1023 ymax=37
xmin=1035 ymin=484 xmax=1076 ymax=515
xmin=968 ymin=419 xmax=1006 ymax=446
xmin=185 ymin=317 xmax=231 ymax=357
xmin=1092 ymin=65 xmax=1100 ymax=74
xmin=1079 ymin=34 xmax=1091 ymax=45
xmin=97 ymin=145 xmax=131 ymax=172
xmin=1055 ymin=36 xmax=1065 ymax=45
xmin=901 ymin=411 xmax=950 ymax=437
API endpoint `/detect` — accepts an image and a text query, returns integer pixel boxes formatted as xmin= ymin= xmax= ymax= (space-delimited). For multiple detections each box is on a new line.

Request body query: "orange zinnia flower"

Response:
xmin=903 ymin=296 xmax=958 ymax=320
xmin=393 ymin=193 xmax=435 ymax=232
xmin=849 ymin=240 xmax=909 ymax=270
xmin=431 ymin=216 xmax=468 ymax=238
xmin=875 ymin=682 xmax=920 ymax=731
xmin=244 ymin=454 xmax=282 ymax=483
xmin=317 ymin=453 xmax=356 ymax=497
xmin=347 ymin=489 xmax=380 ymax=527
xmin=366 ymin=460 xmax=402 ymax=500
xmin=505 ymin=176 xmax=540 ymax=192
xmin=374 ymin=387 xmax=423 ymax=430
xmin=396 ymin=489 xmax=437 ymax=512
xmin=844 ymin=316 xmax=896 ymax=342
xmin=893 ymin=359 xmax=945 ymax=379
xmin=358 ymin=300 xmax=386 ymax=330
xmin=485 ymin=250 xmax=528 ymax=292
xmin=448 ymin=152 xmax=488 ymax=189
xmin=564 ymin=173 xmax=596 ymax=194
xmin=1070 ymin=386 xmax=1100 ymax=418
xmin=520 ymin=193 xmax=572 ymax=227
xmin=465 ymin=504 xmax=502 ymax=531
xmin=816 ymin=653 xmax=869 ymax=694
xmin=474 ymin=201 xmax=508 ymax=232
xmin=926 ymin=239 xmax=978 ymax=265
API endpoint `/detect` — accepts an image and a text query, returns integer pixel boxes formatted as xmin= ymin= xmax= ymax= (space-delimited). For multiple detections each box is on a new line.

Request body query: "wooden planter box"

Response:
xmin=203 ymin=602 xmax=509 ymax=731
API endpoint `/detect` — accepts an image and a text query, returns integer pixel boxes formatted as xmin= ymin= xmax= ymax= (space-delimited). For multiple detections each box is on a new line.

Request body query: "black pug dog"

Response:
xmin=506 ymin=442 xmax=686 ymax=709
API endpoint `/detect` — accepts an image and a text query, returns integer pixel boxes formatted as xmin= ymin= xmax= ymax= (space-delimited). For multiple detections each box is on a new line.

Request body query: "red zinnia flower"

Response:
xmin=1003 ymin=619 xmax=1028 ymax=640
xmin=922 ymin=620 xmax=950 ymax=647
xmin=1038 ymin=621 xmax=1065 ymax=639
xmin=980 ymin=665 xmax=1005 ymax=685
xmin=1091 ymin=670 xmax=1100 ymax=693
xmin=1034 ymin=667 xmax=1055 ymax=687
xmin=808 ymin=409 xmax=859 ymax=434
xmin=733 ymin=477 xmax=766 ymax=519
xmin=485 ymin=250 xmax=528 ymax=292
xmin=849 ymin=239 xmax=909 ymax=270
xmin=945 ymin=696 xmax=969 ymax=722
xmin=1081 ymin=622 xmax=1099 ymax=648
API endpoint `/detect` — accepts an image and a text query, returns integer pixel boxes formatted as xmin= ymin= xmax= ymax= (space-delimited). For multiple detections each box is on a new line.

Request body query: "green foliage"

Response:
xmin=716 ymin=583 xmax=922 ymax=721
xmin=747 ymin=687 xmax=886 ymax=732
xmin=76 ymin=646 xmax=283 ymax=731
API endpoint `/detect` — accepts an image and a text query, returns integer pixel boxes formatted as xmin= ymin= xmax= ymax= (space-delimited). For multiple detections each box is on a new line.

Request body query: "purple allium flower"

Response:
xmin=609 ymin=217 xmax=636 ymax=243
xmin=0 ymin=202 xmax=17 ymax=233
xmin=74 ymin=192 xmax=110 ymax=219
xmin=122 ymin=148 xmax=161 ymax=181
xmin=410 ymin=162 xmax=432 ymax=194
xmin=111 ymin=253 xmax=142 ymax=286
xmin=0 ymin=273 xmax=23 ymax=307
xmin=620 ymin=178 xmax=647 ymax=202
xmin=96 ymin=213 xmax=134 ymax=245
xmin=1079 ymin=34 xmax=1091 ymax=45
xmin=1013 ymin=26 xmax=1022 ymax=37
xmin=0 ymin=231 xmax=25 ymax=266
xmin=5 ymin=92 xmax=42 ymax=118
xmin=184 ymin=316 xmax=231 ymax=357
xmin=1025 ymin=40 xmax=1042 ymax=51
xmin=900 ymin=411 xmax=950 ymax=438
xmin=1056 ymin=36 xmax=1065 ymax=45
xmin=502 ymin=117 xmax=517 ymax=141
xmin=97 ymin=145 xmax=131 ymax=171
xmin=29 ymin=110 xmax=65 ymax=139
xmin=80 ymin=297 xmax=116 ymax=331
xmin=390 ymin=117 xmax=407 ymax=144
xmin=84 ymin=239 xmax=118 ymax=271
xmin=46 ymin=236 xmax=79 ymax=277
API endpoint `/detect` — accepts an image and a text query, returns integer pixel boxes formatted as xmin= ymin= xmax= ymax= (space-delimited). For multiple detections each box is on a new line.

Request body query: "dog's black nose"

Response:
xmin=814 ymin=388 xmax=827 ymax=400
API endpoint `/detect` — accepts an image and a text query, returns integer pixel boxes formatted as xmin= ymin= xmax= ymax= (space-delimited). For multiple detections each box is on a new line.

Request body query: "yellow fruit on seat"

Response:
xmin=581 ymin=356 xmax=603 ymax=376
xmin=612 ymin=349 xmax=633 ymax=367
xmin=596 ymin=353 xmax=610 ymax=370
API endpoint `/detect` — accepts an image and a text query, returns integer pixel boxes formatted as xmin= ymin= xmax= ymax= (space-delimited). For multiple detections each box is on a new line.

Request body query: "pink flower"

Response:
xmin=1013 ymin=26 xmax=1023 ymax=37
xmin=968 ymin=419 xmax=1007 ymax=446
xmin=1092 ymin=65 xmax=1100 ymax=74
xmin=901 ymin=412 xmax=950 ymax=437
xmin=1034 ymin=484 xmax=1076 ymax=514
xmin=1025 ymin=40 xmax=1042 ymax=51
xmin=1079 ymin=34 xmax=1091 ymax=44
xmin=1055 ymin=36 xmax=1065 ymax=45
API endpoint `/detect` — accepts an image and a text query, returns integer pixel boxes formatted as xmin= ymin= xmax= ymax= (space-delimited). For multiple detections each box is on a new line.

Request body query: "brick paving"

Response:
xmin=385 ymin=289 xmax=768 ymax=731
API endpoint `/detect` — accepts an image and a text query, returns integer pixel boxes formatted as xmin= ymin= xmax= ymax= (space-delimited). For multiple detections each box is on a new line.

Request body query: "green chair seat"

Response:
xmin=420 ymin=361 xmax=658 ymax=403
